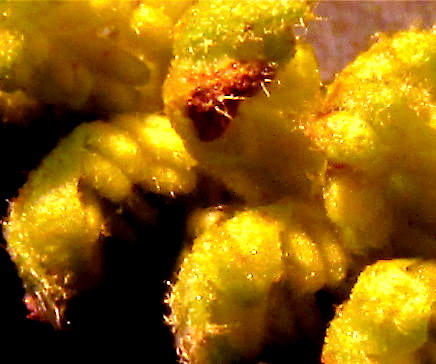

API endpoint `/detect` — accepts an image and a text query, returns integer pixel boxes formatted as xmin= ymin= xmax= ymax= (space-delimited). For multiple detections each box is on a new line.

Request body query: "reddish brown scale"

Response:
xmin=24 ymin=293 xmax=46 ymax=322
xmin=186 ymin=61 xmax=277 ymax=141
xmin=329 ymin=162 xmax=347 ymax=170
xmin=24 ymin=292 xmax=66 ymax=329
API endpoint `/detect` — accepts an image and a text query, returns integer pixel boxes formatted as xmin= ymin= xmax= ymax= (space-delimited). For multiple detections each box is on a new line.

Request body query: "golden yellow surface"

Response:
xmin=3 ymin=1 xmax=436 ymax=363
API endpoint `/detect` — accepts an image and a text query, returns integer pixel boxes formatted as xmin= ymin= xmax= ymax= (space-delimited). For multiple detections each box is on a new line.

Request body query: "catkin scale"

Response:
xmin=164 ymin=0 xmax=325 ymax=204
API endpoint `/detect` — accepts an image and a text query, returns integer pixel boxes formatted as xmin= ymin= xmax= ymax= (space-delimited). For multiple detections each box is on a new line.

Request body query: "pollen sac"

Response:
xmin=167 ymin=207 xmax=284 ymax=364
xmin=323 ymin=172 xmax=394 ymax=256
xmin=166 ymin=200 xmax=348 ymax=363
xmin=4 ymin=179 xmax=106 ymax=329
xmin=322 ymin=259 xmax=436 ymax=364
xmin=306 ymin=29 xmax=436 ymax=242
xmin=3 ymin=112 xmax=198 ymax=328
xmin=0 ymin=1 xmax=194 ymax=114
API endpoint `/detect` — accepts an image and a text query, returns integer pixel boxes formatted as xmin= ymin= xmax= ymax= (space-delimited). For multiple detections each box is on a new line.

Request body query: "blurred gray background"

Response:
xmin=305 ymin=1 xmax=436 ymax=82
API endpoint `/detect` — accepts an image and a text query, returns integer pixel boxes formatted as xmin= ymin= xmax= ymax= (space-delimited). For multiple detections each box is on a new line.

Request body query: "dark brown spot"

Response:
xmin=186 ymin=61 xmax=277 ymax=141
